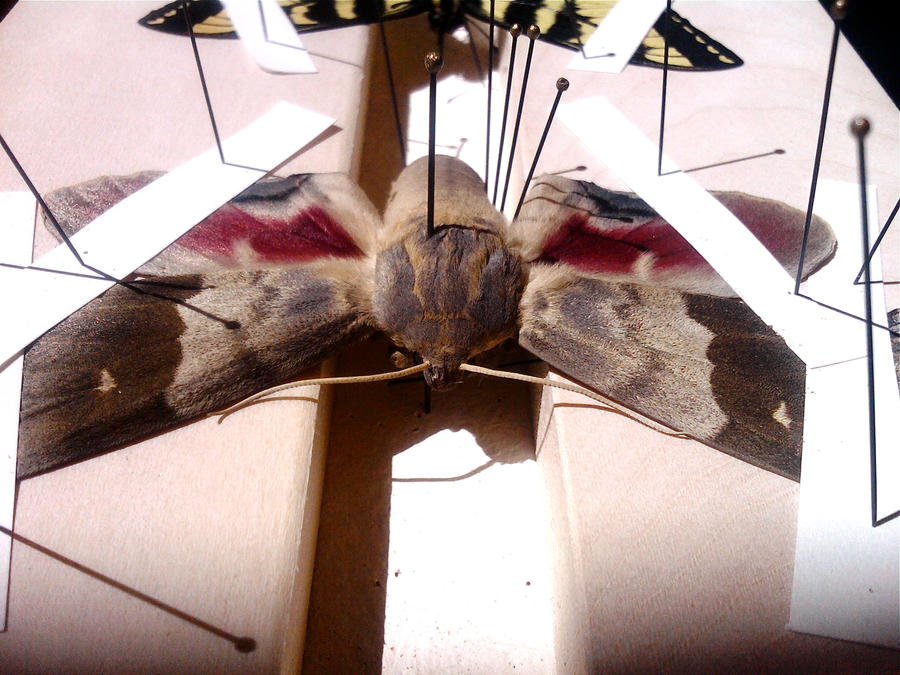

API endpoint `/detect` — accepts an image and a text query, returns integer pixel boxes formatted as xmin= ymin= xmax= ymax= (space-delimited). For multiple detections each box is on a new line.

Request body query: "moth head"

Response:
xmin=423 ymin=360 xmax=464 ymax=390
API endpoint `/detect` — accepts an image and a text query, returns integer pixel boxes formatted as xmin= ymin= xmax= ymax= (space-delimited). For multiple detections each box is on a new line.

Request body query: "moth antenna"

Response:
xmin=656 ymin=0 xmax=672 ymax=176
xmin=513 ymin=77 xmax=568 ymax=220
xmin=492 ymin=23 xmax=522 ymax=205
xmin=211 ymin=362 xmax=431 ymax=421
xmin=485 ymin=0 xmax=496 ymax=193
xmin=425 ymin=49 xmax=443 ymax=239
xmin=378 ymin=13 xmax=407 ymax=167
xmin=458 ymin=364 xmax=690 ymax=438
xmin=499 ymin=24 xmax=539 ymax=212
xmin=794 ymin=0 xmax=846 ymax=294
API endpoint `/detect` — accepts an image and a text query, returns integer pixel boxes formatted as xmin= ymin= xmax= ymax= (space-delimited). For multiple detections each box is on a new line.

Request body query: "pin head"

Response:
xmin=850 ymin=116 xmax=870 ymax=137
xmin=424 ymin=50 xmax=443 ymax=75
xmin=509 ymin=23 xmax=522 ymax=38
xmin=556 ymin=78 xmax=570 ymax=92
xmin=527 ymin=24 xmax=541 ymax=40
xmin=830 ymin=0 xmax=848 ymax=20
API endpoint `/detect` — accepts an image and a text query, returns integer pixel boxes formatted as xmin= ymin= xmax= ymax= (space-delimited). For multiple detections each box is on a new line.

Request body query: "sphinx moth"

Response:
xmin=17 ymin=156 xmax=836 ymax=481
xmin=138 ymin=0 xmax=743 ymax=71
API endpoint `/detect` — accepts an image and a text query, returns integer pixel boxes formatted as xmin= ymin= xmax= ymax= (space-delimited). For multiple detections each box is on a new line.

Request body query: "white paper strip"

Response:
xmin=0 ymin=192 xmax=36 ymax=631
xmin=406 ymin=75 xmax=486 ymax=176
xmin=789 ymin=182 xmax=900 ymax=649
xmin=222 ymin=0 xmax=317 ymax=74
xmin=557 ymin=96 xmax=861 ymax=368
xmin=568 ymin=0 xmax=665 ymax=73
xmin=0 ymin=101 xmax=334 ymax=366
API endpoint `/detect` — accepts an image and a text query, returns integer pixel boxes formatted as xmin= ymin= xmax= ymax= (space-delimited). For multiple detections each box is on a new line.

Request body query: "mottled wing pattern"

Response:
xmin=461 ymin=0 xmax=743 ymax=70
xmin=19 ymin=172 xmax=381 ymax=478
xmin=138 ymin=0 xmax=429 ymax=37
xmin=512 ymin=177 xmax=838 ymax=480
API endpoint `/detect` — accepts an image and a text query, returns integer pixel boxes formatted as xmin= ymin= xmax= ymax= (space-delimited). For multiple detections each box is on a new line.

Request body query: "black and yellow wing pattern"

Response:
xmin=139 ymin=0 xmax=742 ymax=71
xmin=138 ymin=0 xmax=429 ymax=37
xmin=461 ymin=0 xmax=742 ymax=70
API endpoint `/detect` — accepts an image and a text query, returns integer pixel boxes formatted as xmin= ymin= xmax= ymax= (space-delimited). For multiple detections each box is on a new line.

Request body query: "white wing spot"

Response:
xmin=96 ymin=368 xmax=118 ymax=393
xmin=772 ymin=400 xmax=791 ymax=428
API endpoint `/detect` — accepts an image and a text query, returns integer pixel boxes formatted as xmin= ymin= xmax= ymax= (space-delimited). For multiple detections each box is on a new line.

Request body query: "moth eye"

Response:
xmin=390 ymin=350 xmax=414 ymax=370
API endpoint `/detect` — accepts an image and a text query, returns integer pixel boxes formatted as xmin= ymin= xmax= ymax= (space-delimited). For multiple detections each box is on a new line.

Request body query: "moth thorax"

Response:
xmin=382 ymin=156 xmax=507 ymax=245
xmin=374 ymin=158 xmax=523 ymax=390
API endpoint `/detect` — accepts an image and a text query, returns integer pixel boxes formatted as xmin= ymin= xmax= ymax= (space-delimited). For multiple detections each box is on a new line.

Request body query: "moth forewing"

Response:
xmin=17 ymin=172 xmax=383 ymax=479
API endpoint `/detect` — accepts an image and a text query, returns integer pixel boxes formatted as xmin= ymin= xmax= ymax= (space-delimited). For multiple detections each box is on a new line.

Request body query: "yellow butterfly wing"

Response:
xmin=460 ymin=0 xmax=743 ymax=71
xmin=139 ymin=0 xmax=430 ymax=37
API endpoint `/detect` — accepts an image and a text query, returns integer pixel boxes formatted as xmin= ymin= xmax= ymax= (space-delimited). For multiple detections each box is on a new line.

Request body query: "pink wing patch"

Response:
xmin=177 ymin=203 xmax=364 ymax=264
xmin=44 ymin=172 xmax=367 ymax=268
xmin=537 ymin=212 xmax=705 ymax=274
xmin=535 ymin=188 xmax=834 ymax=284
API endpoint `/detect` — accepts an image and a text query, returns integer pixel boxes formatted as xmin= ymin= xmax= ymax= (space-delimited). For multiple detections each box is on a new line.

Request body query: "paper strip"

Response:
xmin=789 ymin=181 xmax=900 ymax=649
xmin=568 ymin=0 xmax=665 ymax=73
xmin=221 ymin=0 xmax=316 ymax=74
xmin=557 ymin=96 xmax=860 ymax=368
xmin=0 ymin=101 xmax=335 ymax=366
xmin=0 ymin=192 xmax=36 ymax=631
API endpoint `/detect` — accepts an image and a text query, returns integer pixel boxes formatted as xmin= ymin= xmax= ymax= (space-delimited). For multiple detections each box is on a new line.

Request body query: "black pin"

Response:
xmin=0 ymin=524 xmax=256 ymax=652
xmin=0 ymin=131 xmax=150 ymax=298
xmin=514 ymin=78 xmax=569 ymax=220
xmin=854 ymin=196 xmax=898 ymax=285
xmin=182 ymin=0 xmax=223 ymax=163
xmin=794 ymin=0 xmax=847 ymax=294
xmin=180 ymin=0 xmax=267 ymax=173
xmin=1 ymin=131 xmax=239 ymax=327
xmin=851 ymin=118 xmax=899 ymax=529
xmin=500 ymin=25 xmax=540 ymax=212
xmin=657 ymin=0 xmax=672 ymax=176
xmin=378 ymin=14 xmax=407 ymax=167
xmin=492 ymin=24 xmax=522 ymax=205
xmin=0 ymin=132 xmax=89 ymax=269
xmin=485 ymin=0 xmax=496 ymax=193
xmin=425 ymin=50 xmax=443 ymax=239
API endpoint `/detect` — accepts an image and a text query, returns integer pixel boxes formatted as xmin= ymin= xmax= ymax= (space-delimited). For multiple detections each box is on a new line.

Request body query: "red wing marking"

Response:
xmin=177 ymin=204 xmax=364 ymax=264
xmin=537 ymin=213 xmax=707 ymax=274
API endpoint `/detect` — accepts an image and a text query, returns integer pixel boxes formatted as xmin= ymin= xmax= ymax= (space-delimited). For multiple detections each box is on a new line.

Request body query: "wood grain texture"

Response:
xmin=0 ymin=2 xmax=370 ymax=670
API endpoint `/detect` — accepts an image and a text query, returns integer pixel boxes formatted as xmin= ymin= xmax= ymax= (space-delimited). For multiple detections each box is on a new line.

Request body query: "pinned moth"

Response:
xmin=18 ymin=156 xmax=836 ymax=481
